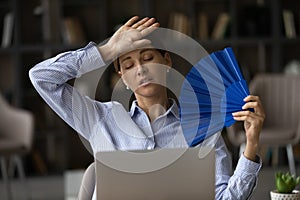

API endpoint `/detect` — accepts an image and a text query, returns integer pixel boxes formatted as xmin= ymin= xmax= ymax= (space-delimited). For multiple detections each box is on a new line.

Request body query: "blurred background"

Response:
xmin=0 ymin=0 xmax=300 ymax=199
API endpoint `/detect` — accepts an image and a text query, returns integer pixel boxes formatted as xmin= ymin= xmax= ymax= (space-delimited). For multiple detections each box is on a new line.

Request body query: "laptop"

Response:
xmin=95 ymin=147 xmax=215 ymax=200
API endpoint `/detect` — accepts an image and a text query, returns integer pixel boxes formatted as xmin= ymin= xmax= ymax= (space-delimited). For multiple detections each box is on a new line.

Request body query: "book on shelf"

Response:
xmin=197 ymin=12 xmax=209 ymax=40
xmin=41 ymin=0 xmax=61 ymax=43
xmin=211 ymin=12 xmax=230 ymax=40
xmin=1 ymin=12 xmax=14 ymax=48
xmin=282 ymin=9 xmax=296 ymax=39
xmin=62 ymin=17 xmax=87 ymax=45
xmin=168 ymin=12 xmax=191 ymax=36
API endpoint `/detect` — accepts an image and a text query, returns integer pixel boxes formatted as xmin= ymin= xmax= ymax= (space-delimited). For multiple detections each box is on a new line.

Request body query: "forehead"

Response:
xmin=119 ymin=48 xmax=158 ymax=61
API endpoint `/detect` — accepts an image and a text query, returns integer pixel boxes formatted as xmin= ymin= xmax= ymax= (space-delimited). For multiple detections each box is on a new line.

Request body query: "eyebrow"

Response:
xmin=119 ymin=49 xmax=154 ymax=65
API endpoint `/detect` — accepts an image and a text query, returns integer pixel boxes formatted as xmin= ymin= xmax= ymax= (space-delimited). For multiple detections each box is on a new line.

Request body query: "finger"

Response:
xmin=124 ymin=16 xmax=140 ymax=26
xmin=242 ymin=101 xmax=259 ymax=110
xmin=242 ymin=101 xmax=264 ymax=114
xmin=232 ymin=115 xmax=248 ymax=121
xmin=232 ymin=109 xmax=264 ymax=122
xmin=244 ymin=95 xmax=259 ymax=102
xmin=232 ymin=110 xmax=252 ymax=117
xmin=243 ymin=95 xmax=264 ymax=114
xmin=134 ymin=18 xmax=158 ymax=31
xmin=242 ymin=95 xmax=265 ymax=116
xmin=131 ymin=17 xmax=150 ymax=28
xmin=233 ymin=114 xmax=264 ymax=125
xmin=140 ymin=24 xmax=160 ymax=36
xmin=140 ymin=17 xmax=157 ymax=28
xmin=232 ymin=111 xmax=256 ymax=121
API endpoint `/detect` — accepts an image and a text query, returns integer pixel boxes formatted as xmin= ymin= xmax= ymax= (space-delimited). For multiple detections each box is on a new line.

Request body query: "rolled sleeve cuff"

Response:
xmin=234 ymin=154 xmax=262 ymax=178
xmin=76 ymin=42 xmax=106 ymax=77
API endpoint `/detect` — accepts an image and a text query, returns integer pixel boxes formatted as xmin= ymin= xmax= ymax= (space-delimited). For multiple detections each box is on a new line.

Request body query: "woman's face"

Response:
xmin=118 ymin=48 xmax=172 ymax=97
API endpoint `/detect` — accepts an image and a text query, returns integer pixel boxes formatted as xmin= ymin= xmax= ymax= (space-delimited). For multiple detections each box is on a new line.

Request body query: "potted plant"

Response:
xmin=270 ymin=172 xmax=300 ymax=200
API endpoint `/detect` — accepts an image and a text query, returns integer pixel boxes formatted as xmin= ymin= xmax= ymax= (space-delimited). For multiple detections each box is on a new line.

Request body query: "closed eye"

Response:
xmin=125 ymin=64 xmax=133 ymax=69
xmin=122 ymin=61 xmax=134 ymax=70
xmin=125 ymin=65 xmax=133 ymax=69
xmin=143 ymin=54 xmax=153 ymax=62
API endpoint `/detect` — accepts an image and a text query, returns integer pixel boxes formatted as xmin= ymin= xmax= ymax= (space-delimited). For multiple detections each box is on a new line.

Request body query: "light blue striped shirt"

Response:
xmin=29 ymin=42 xmax=261 ymax=200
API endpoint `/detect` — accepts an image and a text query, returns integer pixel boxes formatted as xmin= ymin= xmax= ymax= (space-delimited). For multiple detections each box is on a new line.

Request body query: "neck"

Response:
xmin=135 ymin=93 xmax=170 ymax=122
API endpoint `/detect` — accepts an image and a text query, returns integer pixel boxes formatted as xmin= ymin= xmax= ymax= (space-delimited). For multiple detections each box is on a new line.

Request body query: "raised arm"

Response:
xmin=29 ymin=16 xmax=159 ymax=141
xmin=29 ymin=42 xmax=105 ymax=140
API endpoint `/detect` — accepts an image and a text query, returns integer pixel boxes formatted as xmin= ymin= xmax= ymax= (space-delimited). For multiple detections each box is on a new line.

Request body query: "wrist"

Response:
xmin=98 ymin=44 xmax=115 ymax=62
xmin=243 ymin=142 xmax=259 ymax=162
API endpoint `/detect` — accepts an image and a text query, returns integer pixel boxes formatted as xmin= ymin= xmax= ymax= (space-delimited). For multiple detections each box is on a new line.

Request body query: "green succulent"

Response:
xmin=275 ymin=172 xmax=300 ymax=193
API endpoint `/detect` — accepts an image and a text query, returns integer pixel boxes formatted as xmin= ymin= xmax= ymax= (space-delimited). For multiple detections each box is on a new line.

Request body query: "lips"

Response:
xmin=139 ymin=77 xmax=153 ymax=86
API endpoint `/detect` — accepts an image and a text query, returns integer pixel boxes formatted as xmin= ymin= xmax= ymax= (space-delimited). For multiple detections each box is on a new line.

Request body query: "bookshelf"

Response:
xmin=1 ymin=0 xmax=300 ymax=174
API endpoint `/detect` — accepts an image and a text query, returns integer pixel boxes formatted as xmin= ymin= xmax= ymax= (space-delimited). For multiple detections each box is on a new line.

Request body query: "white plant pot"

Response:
xmin=270 ymin=190 xmax=300 ymax=200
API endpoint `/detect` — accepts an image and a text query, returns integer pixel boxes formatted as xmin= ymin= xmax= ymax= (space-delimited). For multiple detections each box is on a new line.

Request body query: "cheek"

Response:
xmin=121 ymin=70 xmax=137 ymax=85
xmin=150 ymin=65 xmax=167 ymax=81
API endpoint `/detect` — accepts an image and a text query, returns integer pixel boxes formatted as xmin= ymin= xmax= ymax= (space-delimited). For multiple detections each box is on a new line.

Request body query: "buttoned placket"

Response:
xmin=135 ymin=108 xmax=156 ymax=150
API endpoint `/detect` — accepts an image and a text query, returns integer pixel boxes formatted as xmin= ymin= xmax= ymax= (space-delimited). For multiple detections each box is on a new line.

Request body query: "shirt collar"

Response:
xmin=168 ymin=99 xmax=180 ymax=119
xmin=129 ymin=100 xmax=140 ymax=117
xmin=129 ymin=99 xmax=180 ymax=120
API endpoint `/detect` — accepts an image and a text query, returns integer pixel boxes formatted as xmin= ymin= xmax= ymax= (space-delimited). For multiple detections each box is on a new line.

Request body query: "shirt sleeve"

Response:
xmin=29 ymin=42 xmax=107 ymax=141
xmin=214 ymin=136 xmax=262 ymax=200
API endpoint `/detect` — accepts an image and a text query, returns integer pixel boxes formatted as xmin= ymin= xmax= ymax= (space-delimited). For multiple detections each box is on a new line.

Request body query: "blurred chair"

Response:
xmin=227 ymin=74 xmax=300 ymax=175
xmin=0 ymin=93 xmax=34 ymax=200
xmin=78 ymin=162 xmax=95 ymax=200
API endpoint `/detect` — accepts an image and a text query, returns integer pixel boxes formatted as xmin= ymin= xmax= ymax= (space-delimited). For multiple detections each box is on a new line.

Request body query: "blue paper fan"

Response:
xmin=179 ymin=47 xmax=250 ymax=146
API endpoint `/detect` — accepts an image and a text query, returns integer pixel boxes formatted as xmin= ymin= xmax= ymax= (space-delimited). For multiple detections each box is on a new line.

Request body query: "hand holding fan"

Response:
xmin=179 ymin=47 xmax=250 ymax=146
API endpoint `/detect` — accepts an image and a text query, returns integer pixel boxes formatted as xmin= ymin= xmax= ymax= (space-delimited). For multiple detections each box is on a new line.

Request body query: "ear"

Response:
xmin=119 ymin=72 xmax=128 ymax=86
xmin=118 ymin=71 xmax=122 ymax=77
xmin=164 ymin=52 xmax=172 ymax=67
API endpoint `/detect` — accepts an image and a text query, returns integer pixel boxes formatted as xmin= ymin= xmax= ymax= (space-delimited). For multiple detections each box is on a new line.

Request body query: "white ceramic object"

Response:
xmin=270 ymin=190 xmax=300 ymax=200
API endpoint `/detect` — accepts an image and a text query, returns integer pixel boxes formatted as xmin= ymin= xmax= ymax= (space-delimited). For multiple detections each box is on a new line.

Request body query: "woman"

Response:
xmin=29 ymin=16 xmax=265 ymax=199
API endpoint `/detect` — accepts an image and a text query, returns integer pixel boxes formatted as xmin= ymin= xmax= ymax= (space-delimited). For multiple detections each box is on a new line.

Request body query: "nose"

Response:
xmin=137 ymin=63 xmax=147 ymax=76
